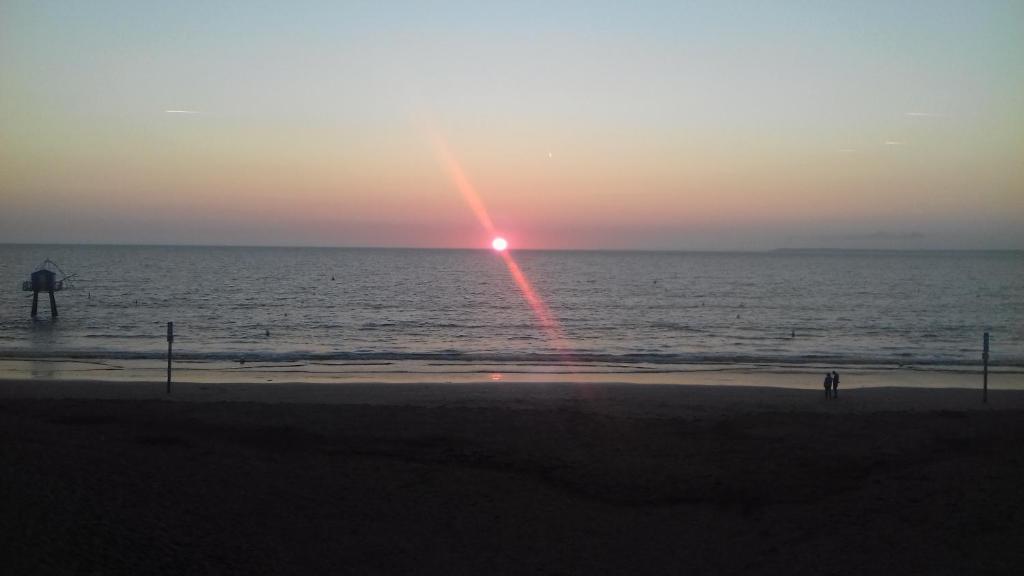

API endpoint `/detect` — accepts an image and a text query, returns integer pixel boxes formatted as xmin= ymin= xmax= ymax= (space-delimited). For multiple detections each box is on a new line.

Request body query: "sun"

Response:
xmin=491 ymin=237 xmax=508 ymax=251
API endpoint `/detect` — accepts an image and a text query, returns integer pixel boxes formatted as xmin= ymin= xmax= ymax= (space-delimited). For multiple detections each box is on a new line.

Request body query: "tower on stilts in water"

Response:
xmin=21 ymin=260 xmax=75 ymax=318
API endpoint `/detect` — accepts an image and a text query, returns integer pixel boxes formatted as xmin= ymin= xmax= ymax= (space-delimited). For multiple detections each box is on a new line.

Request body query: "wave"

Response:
xmin=0 ymin=348 xmax=1020 ymax=368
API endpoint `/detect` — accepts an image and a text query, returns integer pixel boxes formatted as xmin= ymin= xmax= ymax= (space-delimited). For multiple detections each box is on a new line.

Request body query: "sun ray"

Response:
xmin=432 ymin=137 xmax=496 ymax=237
xmin=499 ymin=250 xmax=565 ymax=343
xmin=430 ymin=135 xmax=568 ymax=355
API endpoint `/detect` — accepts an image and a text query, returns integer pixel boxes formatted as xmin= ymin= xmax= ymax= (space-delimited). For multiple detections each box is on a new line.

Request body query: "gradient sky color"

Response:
xmin=1 ymin=1 xmax=1021 ymax=249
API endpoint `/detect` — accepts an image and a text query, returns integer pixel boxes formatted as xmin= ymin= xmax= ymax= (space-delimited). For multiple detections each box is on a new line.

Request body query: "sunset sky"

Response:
xmin=1 ymin=1 xmax=1021 ymax=250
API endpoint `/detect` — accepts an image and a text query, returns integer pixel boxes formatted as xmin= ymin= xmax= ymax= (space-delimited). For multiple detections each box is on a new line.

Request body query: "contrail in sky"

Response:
xmin=164 ymin=110 xmax=200 ymax=114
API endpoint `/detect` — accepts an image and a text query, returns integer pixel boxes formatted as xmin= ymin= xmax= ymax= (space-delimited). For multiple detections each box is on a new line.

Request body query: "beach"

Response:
xmin=4 ymin=0 xmax=1022 ymax=572
xmin=4 ymin=379 xmax=1024 ymax=575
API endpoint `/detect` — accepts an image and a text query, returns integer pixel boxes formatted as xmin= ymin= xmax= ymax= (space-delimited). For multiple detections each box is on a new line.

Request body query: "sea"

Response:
xmin=0 ymin=245 xmax=1022 ymax=380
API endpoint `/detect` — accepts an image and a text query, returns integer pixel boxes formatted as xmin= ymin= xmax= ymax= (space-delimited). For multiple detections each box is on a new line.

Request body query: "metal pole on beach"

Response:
xmin=982 ymin=332 xmax=989 ymax=404
xmin=167 ymin=322 xmax=174 ymax=394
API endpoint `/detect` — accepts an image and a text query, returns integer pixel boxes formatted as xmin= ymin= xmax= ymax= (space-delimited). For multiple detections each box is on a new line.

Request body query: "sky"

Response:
xmin=1 ymin=1 xmax=1021 ymax=250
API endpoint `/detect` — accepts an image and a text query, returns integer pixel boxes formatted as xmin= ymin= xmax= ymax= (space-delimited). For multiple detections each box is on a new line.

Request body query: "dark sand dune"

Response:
xmin=3 ymin=383 xmax=1024 ymax=575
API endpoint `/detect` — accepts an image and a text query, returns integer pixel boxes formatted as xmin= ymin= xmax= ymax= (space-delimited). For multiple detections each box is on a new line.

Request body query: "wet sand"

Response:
xmin=3 ymin=380 xmax=1024 ymax=574
xmin=3 ymin=357 xmax=1022 ymax=390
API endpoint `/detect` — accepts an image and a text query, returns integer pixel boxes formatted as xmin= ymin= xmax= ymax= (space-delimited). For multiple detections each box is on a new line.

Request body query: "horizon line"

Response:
xmin=0 ymin=242 xmax=1021 ymax=254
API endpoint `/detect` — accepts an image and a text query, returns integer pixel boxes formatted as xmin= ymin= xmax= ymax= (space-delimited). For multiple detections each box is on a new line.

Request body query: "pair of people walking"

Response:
xmin=824 ymin=370 xmax=840 ymax=398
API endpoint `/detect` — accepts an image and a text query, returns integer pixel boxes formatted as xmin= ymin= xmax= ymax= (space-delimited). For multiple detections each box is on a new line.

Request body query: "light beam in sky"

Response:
xmin=432 ymin=137 xmax=496 ymax=237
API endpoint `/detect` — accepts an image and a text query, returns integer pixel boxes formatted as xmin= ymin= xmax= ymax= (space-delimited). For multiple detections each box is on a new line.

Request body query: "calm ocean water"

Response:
xmin=0 ymin=245 xmax=1021 ymax=368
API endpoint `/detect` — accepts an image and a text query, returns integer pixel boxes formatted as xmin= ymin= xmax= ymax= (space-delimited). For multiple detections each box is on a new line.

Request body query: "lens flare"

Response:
xmin=431 ymin=134 xmax=570 ymax=360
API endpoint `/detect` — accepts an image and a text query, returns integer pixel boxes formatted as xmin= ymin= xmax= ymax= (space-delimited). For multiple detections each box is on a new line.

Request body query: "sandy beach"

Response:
xmin=3 ymin=379 xmax=1024 ymax=575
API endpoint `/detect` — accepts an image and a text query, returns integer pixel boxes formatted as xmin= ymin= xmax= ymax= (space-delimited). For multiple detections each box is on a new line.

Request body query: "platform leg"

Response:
xmin=49 ymin=290 xmax=58 ymax=318
xmin=31 ymin=291 xmax=39 ymax=317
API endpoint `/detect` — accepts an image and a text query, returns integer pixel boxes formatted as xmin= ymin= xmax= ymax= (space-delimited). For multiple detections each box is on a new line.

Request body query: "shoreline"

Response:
xmin=2 ymin=349 xmax=1018 ymax=367
xmin=2 ymin=357 xmax=1021 ymax=391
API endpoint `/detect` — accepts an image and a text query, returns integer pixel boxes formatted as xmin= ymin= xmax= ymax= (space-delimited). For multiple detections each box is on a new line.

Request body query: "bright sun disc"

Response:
xmin=491 ymin=237 xmax=508 ymax=251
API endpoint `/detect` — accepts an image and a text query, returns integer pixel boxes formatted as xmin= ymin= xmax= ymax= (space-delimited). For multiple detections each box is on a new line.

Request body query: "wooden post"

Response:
xmin=31 ymin=291 xmax=39 ymax=317
xmin=983 ymin=332 xmax=989 ymax=404
xmin=49 ymin=290 xmax=58 ymax=318
xmin=167 ymin=322 xmax=174 ymax=394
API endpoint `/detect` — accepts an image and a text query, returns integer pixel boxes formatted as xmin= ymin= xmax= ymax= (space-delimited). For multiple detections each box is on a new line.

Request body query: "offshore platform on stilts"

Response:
xmin=21 ymin=259 xmax=75 ymax=318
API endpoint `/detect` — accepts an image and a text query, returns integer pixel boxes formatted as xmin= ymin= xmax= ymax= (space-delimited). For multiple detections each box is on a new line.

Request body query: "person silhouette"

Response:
xmin=832 ymin=370 xmax=840 ymax=398
xmin=824 ymin=372 xmax=833 ymax=399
